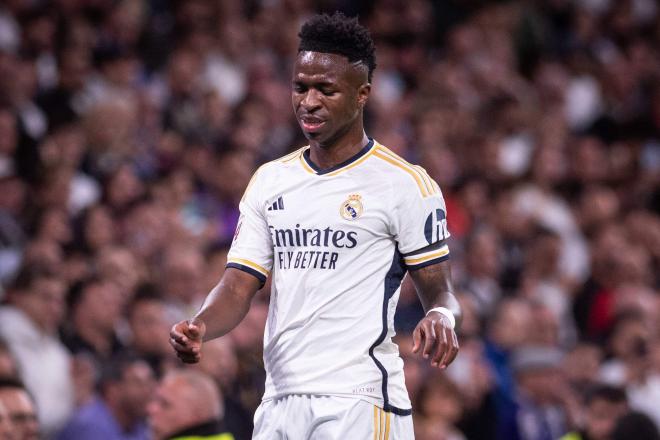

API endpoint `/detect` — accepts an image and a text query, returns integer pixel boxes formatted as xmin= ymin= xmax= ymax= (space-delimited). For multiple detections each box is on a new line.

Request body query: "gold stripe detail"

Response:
xmin=415 ymin=165 xmax=439 ymax=195
xmin=375 ymin=146 xmax=433 ymax=196
xmin=325 ymin=148 xmax=376 ymax=176
xmin=374 ymin=146 xmax=431 ymax=195
xmin=380 ymin=408 xmax=385 ymax=440
xmin=384 ymin=411 xmax=391 ymax=440
xmin=280 ymin=146 xmax=306 ymax=163
xmin=426 ymin=171 xmax=441 ymax=194
xmin=240 ymin=165 xmax=265 ymax=202
xmin=299 ymin=150 xmax=316 ymax=174
xmin=373 ymin=150 xmax=428 ymax=197
xmin=298 ymin=144 xmax=376 ymax=176
xmin=404 ymin=246 xmax=449 ymax=264
xmin=373 ymin=406 xmax=379 ymax=440
xmin=414 ymin=165 xmax=435 ymax=195
xmin=227 ymin=258 xmax=269 ymax=276
xmin=238 ymin=145 xmax=312 ymax=202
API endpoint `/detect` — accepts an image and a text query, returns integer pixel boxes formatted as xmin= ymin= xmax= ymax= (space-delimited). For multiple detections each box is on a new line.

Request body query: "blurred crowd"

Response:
xmin=0 ymin=0 xmax=659 ymax=439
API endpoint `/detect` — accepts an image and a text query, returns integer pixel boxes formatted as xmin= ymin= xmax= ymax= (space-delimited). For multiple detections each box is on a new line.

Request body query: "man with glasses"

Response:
xmin=0 ymin=267 xmax=74 ymax=435
xmin=0 ymin=377 xmax=39 ymax=440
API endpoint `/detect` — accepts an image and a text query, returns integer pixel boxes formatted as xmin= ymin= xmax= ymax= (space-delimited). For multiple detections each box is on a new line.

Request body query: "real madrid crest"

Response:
xmin=340 ymin=194 xmax=364 ymax=220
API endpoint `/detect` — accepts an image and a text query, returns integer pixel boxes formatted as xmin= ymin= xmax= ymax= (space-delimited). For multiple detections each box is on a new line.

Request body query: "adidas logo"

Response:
xmin=267 ymin=196 xmax=284 ymax=211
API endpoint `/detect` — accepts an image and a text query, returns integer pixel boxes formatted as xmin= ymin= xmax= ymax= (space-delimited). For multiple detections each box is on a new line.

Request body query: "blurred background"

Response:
xmin=0 ymin=0 xmax=658 ymax=439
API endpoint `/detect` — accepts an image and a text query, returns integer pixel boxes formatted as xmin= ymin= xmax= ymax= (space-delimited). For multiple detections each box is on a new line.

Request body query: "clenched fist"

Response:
xmin=170 ymin=318 xmax=206 ymax=364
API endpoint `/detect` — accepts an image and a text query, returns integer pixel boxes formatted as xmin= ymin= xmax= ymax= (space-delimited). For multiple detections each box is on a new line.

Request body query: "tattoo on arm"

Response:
xmin=409 ymin=260 xmax=462 ymax=328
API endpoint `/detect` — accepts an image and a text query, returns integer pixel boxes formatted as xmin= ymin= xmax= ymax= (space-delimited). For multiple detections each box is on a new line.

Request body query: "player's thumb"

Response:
xmin=186 ymin=318 xmax=204 ymax=340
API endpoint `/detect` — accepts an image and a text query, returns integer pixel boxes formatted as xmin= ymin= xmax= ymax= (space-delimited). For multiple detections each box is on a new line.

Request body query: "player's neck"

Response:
xmin=308 ymin=131 xmax=370 ymax=171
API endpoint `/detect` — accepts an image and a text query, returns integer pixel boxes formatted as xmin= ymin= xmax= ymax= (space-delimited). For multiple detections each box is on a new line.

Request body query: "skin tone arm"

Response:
xmin=409 ymin=259 xmax=462 ymax=369
xmin=169 ymin=268 xmax=261 ymax=364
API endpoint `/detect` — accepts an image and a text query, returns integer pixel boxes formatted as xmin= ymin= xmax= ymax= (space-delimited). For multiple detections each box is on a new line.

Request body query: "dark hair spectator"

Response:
xmin=612 ymin=411 xmax=660 ymax=440
xmin=0 ymin=376 xmax=39 ymax=440
xmin=0 ymin=265 xmax=73 ymax=435
xmin=0 ymin=0 xmax=657 ymax=438
xmin=57 ymin=353 xmax=155 ymax=440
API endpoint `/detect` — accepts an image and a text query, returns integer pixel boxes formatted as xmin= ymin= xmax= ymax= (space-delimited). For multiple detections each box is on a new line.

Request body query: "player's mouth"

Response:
xmin=299 ymin=116 xmax=326 ymax=133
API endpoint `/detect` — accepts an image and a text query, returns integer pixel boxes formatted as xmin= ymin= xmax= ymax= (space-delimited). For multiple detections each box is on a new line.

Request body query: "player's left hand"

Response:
xmin=412 ymin=311 xmax=459 ymax=369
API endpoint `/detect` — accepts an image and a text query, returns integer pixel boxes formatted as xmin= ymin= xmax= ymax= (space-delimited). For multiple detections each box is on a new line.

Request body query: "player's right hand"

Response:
xmin=170 ymin=318 xmax=206 ymax=364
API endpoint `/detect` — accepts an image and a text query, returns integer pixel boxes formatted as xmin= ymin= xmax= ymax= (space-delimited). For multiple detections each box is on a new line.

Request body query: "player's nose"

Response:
xmin=300 ymin=89 xmax=322 ymax=111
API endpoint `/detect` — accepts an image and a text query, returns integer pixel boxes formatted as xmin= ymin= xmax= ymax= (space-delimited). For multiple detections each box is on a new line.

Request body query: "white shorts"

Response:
xmin=252 ymin=394 xmax=414 ymax=440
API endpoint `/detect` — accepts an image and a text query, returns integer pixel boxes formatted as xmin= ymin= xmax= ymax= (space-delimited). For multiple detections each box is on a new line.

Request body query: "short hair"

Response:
xmin=10 ymin=265 xmax=59 ymax=293
xmin=298 ymin=12 xmax=376 ymax=81
xmin=165 ymin=369 xmax=223 ymax=419
xmin=585 ymin=384 xmax=627 ymax=406
xmin=66 ymin=275 xmax=104 ymax=311
xmin=0 ymin=376 xmax=35 ymax=403
xmin=0 ymin=376 xmax=25 ymax=391
xmin=612 ymin=411 xmax=660 ymax=440
xmin=126 ymin=282 xmax=163 ymax=320
xmin=98 ymin=353 xmax=150 ymax=393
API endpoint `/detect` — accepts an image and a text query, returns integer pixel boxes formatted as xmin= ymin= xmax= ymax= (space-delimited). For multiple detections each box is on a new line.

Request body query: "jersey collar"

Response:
xmin=301 ymin=139 xmax=375 ymax=176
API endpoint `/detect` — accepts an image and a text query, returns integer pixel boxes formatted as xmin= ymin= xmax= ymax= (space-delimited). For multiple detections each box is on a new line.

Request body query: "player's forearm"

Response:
xmin=193 ymin=268 xmax=260 ymax=341
xmin=410 ymin=260 xmax=462 ymax=329
xmin=425 ymin=290 xmax=462 ymax=328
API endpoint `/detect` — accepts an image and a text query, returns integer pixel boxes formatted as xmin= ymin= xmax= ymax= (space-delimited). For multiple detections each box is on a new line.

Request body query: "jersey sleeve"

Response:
xmin=393 ymin=174 xmax=451 ymax=270
xmin=226 ymin=167 xmax=273 ymax=285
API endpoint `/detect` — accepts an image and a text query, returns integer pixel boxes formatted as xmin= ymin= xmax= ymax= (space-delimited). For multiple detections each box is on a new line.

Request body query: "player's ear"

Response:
xmin=357 ymin=83 xmax=371 ymax=108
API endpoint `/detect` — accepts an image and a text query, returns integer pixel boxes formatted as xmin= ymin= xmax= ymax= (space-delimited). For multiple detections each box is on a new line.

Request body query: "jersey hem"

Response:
xmin=260 ymin=392 xmax=412 ymax=415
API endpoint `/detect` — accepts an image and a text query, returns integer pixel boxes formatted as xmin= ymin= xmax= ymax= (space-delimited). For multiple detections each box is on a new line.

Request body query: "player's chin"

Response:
xmin=301 ymin=128 xmax=327 ymax=142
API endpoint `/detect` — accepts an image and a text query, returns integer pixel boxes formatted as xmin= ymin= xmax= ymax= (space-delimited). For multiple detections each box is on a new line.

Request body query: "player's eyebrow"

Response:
xmin=292 ymin=78 xmax=337 ymax=87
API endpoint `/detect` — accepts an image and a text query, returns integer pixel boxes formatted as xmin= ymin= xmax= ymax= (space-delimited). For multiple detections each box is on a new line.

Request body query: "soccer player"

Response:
xmin=170 ymin=12 xmax=461 ymax=438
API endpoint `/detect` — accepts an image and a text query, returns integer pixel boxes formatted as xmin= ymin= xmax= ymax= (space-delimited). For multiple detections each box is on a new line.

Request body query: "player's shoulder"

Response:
xmin=256 ymin=146 xmax=308 ymax=175
xmin=370 ymin=141 xmax=440 ymax=198
xmin=273 ymin=145 xmax=309 ymax=167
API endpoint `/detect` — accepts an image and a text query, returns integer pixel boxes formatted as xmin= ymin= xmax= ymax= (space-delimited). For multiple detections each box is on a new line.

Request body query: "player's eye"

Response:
xmin=293 ymin=84 xmax=306 ymax=93
xmin=321 ymin=89 xmax=336 ymax=96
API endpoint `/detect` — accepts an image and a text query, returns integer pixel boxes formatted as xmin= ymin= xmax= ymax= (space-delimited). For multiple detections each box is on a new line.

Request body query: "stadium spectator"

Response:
xmin=0 ymin=268 xmax=73 ymax=436
xmin=612 ymin=411 xmax=660 ymax=440
xmin=0 ymin=0 xmax=655 ymax=437
xmin=57 ymin=354 xmax=154 ymax=440
xmin=560 ymin=384 xmax=628 ymax=440
xmin=126 ymin=284 xmax=177 ymax=374
xmin=95 ymin=246 xmax=144 ymax=301
xmin=461 ymin=226 xmax=504 ymax=318
xmin=0 ymin=377 xmax=39 ymax=440
xmin=195 ymin=337 xmax=253 ymax=440
xmin=148 ymin=369 xmax=234 ymax=440
xmin=414 ymin=374 xmax=466 ymax=440
xmin=158 ymin=245 xmax=207 ymax=322
xmin=0 ymin=400 xmax=12 ymax=440
xmin=0 ymin=340 xmax=17 ymax=379
xmin=505 ymin=347 xmax=574 ymax=440
xmin=484 ymin=298 xmax=534 ymax=435
xmin=562 ymin=343 xmax=604 ymax=397
xmin=63 ymin=276 xmax=125 ymax=362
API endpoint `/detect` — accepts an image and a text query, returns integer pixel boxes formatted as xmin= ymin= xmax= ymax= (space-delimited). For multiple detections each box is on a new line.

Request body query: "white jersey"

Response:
xmin=227 ymin=139 xmax=450 ymax=415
